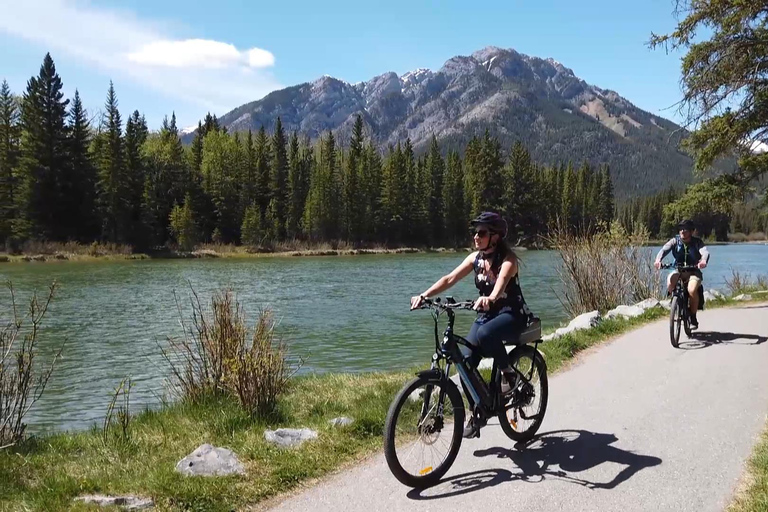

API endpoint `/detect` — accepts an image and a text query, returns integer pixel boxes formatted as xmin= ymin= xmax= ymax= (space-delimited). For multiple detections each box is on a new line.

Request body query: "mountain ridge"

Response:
xmin=203 ymin=46 xmax=696 ymax=199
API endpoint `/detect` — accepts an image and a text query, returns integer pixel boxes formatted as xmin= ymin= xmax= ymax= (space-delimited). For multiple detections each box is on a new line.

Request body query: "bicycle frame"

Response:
xmin=673 ymin=279 xmax=689 ymax=317
xmin=425 ymin=299 xmax=538 ymax=420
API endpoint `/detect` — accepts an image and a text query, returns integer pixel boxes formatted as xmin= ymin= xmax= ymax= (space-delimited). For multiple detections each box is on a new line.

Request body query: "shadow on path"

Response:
xmin=407 ymin=430 xmax=661 ymax=500
xmin=678 ymin=331 xmax=767 ymax=350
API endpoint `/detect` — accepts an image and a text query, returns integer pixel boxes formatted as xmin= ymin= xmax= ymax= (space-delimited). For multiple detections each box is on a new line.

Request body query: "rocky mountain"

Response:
xmin=210 ymin=46 xmax=700 ymax=199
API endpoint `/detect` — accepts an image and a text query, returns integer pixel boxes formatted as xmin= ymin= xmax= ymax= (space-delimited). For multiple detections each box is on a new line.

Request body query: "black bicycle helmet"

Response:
xmin=470 ymin=211 xmax=508 ymax=239
xmin=678 ymin=219 xmax=695 ymax=231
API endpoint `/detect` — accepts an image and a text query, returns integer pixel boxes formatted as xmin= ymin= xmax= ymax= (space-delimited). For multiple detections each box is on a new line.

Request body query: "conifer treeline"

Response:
xmin=0 ymin=54 xmax=617 ymax=251
xmin=619 ymin=188 xmax=768 ymax=240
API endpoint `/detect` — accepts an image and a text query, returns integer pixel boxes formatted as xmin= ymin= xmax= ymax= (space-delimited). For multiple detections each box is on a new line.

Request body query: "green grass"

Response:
xmin=729 ymin=425 xmax=768 ymax=512
xmin=0 ymin=373 xmax=411 ymax=511
xmin=0 ymin=294 xmax=764 ymax=511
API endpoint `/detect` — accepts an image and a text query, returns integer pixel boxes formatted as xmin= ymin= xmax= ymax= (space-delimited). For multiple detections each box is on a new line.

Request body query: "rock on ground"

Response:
xmin=606 ymin=305 xmax=645 ymax=320
xmin=75 ymin=495 xmax=153 ymax=510
xmin=264 ymin=428 xmax=318 ymax=448
xmin=175 ymin=444 xmax=245 ymax=476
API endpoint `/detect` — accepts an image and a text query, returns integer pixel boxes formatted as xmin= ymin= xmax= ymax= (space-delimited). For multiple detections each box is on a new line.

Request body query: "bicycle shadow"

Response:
xmin=406 ymin=429 xmax=661 ymax=500
xmin=678 ymin=331 xmax=767 ymax=350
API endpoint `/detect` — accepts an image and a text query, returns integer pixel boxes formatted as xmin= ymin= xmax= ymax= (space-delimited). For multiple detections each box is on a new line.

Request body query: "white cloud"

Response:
xmin=0 ymin=0 xmax=281 ymax=119
xmin=127 ymin=39 xmax=275 ymax=69
xmin=750 ymin=140 xmax=768 ymax=154
xmin=248 ymin=48 xmax=276 ymax=68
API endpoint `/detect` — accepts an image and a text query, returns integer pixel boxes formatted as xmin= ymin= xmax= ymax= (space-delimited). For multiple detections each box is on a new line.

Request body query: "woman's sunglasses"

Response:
xmin=472 ymin=229 xmax=490 ymax=238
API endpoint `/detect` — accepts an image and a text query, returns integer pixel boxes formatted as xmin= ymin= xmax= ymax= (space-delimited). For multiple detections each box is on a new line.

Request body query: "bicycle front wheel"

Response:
xmin=383 ymin=375 xmax=464 ymax=488
xmin=670 ymin=296 xmax=682 ymax=348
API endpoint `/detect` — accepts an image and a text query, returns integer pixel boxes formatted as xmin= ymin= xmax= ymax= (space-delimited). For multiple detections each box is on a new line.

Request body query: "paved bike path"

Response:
xmin=267 ymin=304 xmax=768 ymax=512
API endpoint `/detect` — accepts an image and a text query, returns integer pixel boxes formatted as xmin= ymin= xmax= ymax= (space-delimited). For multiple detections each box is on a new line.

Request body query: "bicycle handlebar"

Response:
xmin=660 ymin=263 xmax=699 ymax=272
xmin=417 ymin=297 xmax=475 ymax=311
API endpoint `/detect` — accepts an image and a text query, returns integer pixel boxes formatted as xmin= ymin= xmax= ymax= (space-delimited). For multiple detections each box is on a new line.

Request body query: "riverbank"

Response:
xmin=3 ymin=293 xmax=766 ymax=511
xmin=0 ymin=242 xmax=465 ymax=263
xmin=2 ymin=237 xmax=767 ymax=264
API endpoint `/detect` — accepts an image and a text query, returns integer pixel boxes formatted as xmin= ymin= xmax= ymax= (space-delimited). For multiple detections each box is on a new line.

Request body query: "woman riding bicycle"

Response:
xmin=410 ymin=211 xmax=535 ymax=438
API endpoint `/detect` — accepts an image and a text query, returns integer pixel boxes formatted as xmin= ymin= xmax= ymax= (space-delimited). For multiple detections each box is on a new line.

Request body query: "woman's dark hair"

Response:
xmin=494 ymin=236 xmax=519 ymax=264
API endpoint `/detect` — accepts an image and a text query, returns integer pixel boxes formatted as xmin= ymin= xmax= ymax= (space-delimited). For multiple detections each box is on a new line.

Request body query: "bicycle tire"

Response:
xmin=670 ymin=296 xmax=682 ymax=348
xmin=383 ymin=375 xmax=464 ymax=488
xmin=499 ymin=345 xmax=548 ymax=442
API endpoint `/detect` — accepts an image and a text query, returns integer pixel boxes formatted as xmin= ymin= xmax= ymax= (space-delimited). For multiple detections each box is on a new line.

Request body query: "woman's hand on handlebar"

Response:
xmin=410 ymin=295 xmax=426 ymax=310
xmin=473 ymin=296 xmax=492 ymax=311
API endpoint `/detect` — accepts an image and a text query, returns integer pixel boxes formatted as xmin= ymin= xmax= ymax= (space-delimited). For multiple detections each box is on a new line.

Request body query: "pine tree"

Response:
xmin=169 ymin=193 xmax=198 ymax=251
xmin=345 ymin=115 xmax=364 ymax=242
xmin=599 ymin=165 xmax=615 ymax=225
xmin=186 ymin=122 xmax=214 ymax=243
xmin=590 ymin=167 xmax=604 ymax=230
xmin=561 ymin=163 xmax=577 ymax=232
xmin=241 ymin=202 xmax=263 ymax=246
xmin=362 ymin=142 xmax=382 ymax=240
xmin=241 ymin=130 xmax=257 ymax=217
xmin=0 ymin=80 xmax=20 ymax=243
xmin=254 ymin=126 xmax=271 ymax=216
xmin=142 ymin=115 xmax=188 ymax=246
xmin=190 ymin=122 xmax=204 ymax=173
xmin=503 ymin=141 xmax=533 ymax=239
xmin=17 ymin=53 xmax=70 ymax=240
xmin=463 ymin=136 xmax=481 ymax=221
xmin=443 ymin=150 xmax=465 ymax=247
xmin=286 ymin=132 xmax=302 ymax=238
xmin=426 ymin=136 xmax=444 ymax=245
xmin=316 ymin=131 xmax=340 ymax=240
xmin=123 ymin=111 xmax=148 ymax=246
xmin=270 ymin=117 xmax=288 ymax=237
xmin=469 ymin=130 xmax=504 ymax=215
xmin=165 ymin=113 xmax=187 ymax=206
xmin=380 ymin=143 xmax=407 ymax=243
xmin=200 ymin=130 xmax=241 ymax=243
xmin=96 ymin=81 xmax=128 ymax=242
xmin=67 ymin=90 xmax=98 ymax=241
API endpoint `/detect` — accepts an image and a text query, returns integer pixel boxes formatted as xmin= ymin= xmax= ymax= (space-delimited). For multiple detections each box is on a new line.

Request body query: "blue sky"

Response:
xmin=0 ymin=0 xmax=687 ymax=131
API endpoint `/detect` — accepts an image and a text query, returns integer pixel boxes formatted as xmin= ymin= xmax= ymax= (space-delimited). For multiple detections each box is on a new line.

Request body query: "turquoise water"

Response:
xmin=1 ymin=244 xmax=765 ymax=433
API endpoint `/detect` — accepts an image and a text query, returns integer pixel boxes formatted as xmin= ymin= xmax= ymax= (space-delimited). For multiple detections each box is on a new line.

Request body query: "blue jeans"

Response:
xmin=459 ymin=312 xmax=524 ymax=409
xmin=461 ymin=312 xmax=525 ymax=370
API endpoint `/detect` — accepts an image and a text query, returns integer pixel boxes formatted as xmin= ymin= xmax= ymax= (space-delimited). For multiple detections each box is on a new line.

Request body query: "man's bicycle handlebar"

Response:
xmin=660 ymin=263 xmax=699 ymax=272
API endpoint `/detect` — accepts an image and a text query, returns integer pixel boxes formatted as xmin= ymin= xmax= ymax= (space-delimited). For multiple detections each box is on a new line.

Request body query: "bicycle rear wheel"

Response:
xmin=499 ymin=345 xmax=548 ymax=442
xmin=383 ymin=376 xmax=464 ymax=488
xmin=669 ymin=296 xmax=682 ymax=348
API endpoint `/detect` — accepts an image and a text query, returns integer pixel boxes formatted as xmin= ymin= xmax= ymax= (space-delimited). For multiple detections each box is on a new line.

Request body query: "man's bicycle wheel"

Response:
xmin=669 ymin=296 xmax=682 ymax=348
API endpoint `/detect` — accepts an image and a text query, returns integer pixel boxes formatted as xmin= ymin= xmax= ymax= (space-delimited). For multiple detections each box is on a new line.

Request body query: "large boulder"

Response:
xmin=264 ymin=428 xmax=318 ymax=448
xmin=175 ymin=444 xmax=245 ymax=476
xmin=634 ymin=298 xmax=660 ymax=310
xmin=708 ymin=289 xmax=725 ymax=300
xmin=554 ymin=310 xmax=600 ymax=336
xmin=733 ymin=294 xmax=753 ymax=301
xmin=606 ymin=305 xmax=645 ymax=319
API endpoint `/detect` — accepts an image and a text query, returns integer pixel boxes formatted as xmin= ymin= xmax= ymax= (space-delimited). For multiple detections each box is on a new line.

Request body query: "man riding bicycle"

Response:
xmin=654 ymin=219 xmax=710 ymax=329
